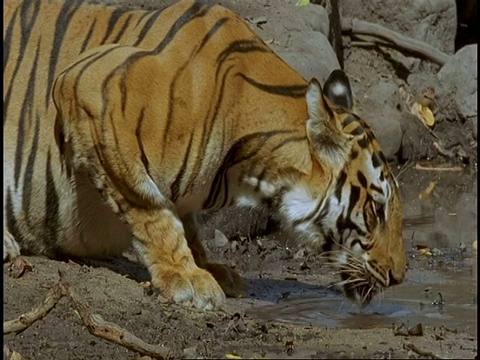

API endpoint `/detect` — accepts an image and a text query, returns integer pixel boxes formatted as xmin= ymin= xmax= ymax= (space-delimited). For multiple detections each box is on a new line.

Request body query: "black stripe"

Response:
xmin=371 ymin=152 xmax=383 ymax=168
xmin=112 ymin=14 xmax=135 ymax=44
xmin=153 ymin=1 xmax=212 ymax=54
xmin=80 ymin=18 xmax=98 ymax=54
xmin=347 ymin=185 xmax=360 ymax=218
xmin=321 ymin=232 xmax=335 ymax=253
xmin=357 ymin=136 xmax=369 ymax=149
xmin=135 ymin=107 xmax=149 ymax=172
xmin=334 ymin=171 xmax=347 ymax=200
xmin=101 ymin=7 xmax=133 ymax=44
xmin=230 ymin=130 xmax=296 ymax=167
xmin=44 ymin=151 xmax=60 ymax=252
xmin=133 ymin=10 xmax=153 ymax=31
xmin=335 ymin=184 xmax=367 ymax=237
xmin=357 ymin=170 xmax=367 ymax=188
xmin=341 ymin=114 xmax=358 ymax=127
xmin=3 ymin=7 xmax=18 ymax=83
xmin=121 ymin=76 xmax=128 ymax=115
xmin=348 ymin=125 xmax=364 ymax=136
xmin=351 ymin=239 xmax=373 ymax=251
xmin=216 ymin=39 xmax=270 ymax=65
xmin=351 ymin=149 xmax=359 ymax=160
xmin=171 ymin=133 xmax=194 ymax=202
xmin=270 ymin=135 xmax=307 ymax=152
xmin=21 ymin=113 xmax=41 ymax=228
xmin=237 ymin=73 xmax=307 ymax=98
xmin=370 ymin=183 xmax=384 ymax=194
xmin=46 ymin=0 xmax=83 ymax=109
xmin=378 ymin=151 xmax=387 ymax=164
xmin=14 ymin=35 xmax=41 ymax=188
xmin=132 ymin=10 xmax=164 ymax=47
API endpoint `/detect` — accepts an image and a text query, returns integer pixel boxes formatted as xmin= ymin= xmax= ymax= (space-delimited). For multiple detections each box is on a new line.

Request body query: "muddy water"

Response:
xmin=248 ymin=171 xmax=478 ymax=336
xmin=248 ymin=268 xmax=477 ymax=336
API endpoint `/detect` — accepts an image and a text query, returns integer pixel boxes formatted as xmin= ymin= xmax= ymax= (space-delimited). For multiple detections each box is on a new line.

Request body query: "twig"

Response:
xmin=343 ymin=19 xmax=451 ymax=66
xmin=65 ymin=281 xmax=172 ymax=359
xmin=3 ymin=281 xmax=64 ymax=334
xmin=403 ymin=342 xmax=444 ymax=359
xmin=4 ymin=273 xmax=173 ymax=359
xmin=415 ymin=163 xmax=464 ymax=172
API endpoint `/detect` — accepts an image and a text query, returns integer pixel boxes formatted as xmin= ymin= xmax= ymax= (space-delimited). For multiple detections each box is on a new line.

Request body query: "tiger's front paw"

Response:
xmin=152 ymin=266 xmax=226 ymax=310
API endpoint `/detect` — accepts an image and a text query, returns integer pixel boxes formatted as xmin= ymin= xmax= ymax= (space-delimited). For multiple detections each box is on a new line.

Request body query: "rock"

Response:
xmin=437 ymin=44 xmax=478 ymax=121
xmin=472 ymin=117 xmax=477 ymax=140
xmin=355 ymin=81 xmax=403 ymax=160
xmin=341 ymin=0 xmax=457 ymax=54
xmin=214 ymin=229 xmax=229 ymax=248
xmin=275 ymin=31 xmax=340 ymax=83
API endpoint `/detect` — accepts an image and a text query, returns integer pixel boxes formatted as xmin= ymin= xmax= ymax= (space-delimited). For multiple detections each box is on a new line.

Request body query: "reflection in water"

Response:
xmin=248 ymin=280 xmax=477 ymax=336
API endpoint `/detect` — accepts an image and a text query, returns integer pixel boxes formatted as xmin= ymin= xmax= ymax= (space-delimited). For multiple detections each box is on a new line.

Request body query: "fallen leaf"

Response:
xmin=225 ymin=354 xmax=242 ymax=359
xmin=410 ymin=102 xmax=436 ymax=128
xmin=418 ymin=181 xmax=436 ymax=200
xmin=7 ymin=257 xmax=33 ymax=279
xmin=418 ymin=104 xmax=435 ymax=127
xmin=418 ymin=248 xmax=433 ymax=256
xmin=295 ymin=0 xmax=310 ymax=6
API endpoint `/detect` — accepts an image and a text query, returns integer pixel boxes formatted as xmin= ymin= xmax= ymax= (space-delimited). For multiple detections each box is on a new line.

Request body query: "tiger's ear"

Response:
xmin=306 ymin=77 xmax=354 ymax=171
xmin=323 ymin=69 xmax=353 ymax=111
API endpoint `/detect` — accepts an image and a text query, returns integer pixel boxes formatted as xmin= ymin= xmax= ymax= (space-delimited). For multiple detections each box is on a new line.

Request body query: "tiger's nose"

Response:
xmin=388 ymin=269 xmax=404 ymax=286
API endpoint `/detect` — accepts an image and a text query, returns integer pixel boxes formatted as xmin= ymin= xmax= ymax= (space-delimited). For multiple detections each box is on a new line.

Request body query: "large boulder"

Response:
xmin=437 ymin=44 xmax=477 ymax=121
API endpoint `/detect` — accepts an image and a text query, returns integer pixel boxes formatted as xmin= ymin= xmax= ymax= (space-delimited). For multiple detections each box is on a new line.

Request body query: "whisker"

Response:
xmin=334 ymin=278 xmax=367 ymax=286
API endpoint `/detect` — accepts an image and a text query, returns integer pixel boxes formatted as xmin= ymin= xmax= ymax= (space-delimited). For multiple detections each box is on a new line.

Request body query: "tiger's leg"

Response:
xmin=125 ymin=206 xmax=225 ymax=310
xmin=181 ymin=212 xmax=247 ymax=298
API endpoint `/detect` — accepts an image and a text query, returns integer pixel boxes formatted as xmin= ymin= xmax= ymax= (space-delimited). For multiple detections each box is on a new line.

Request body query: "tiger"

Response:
xmin=4 ymin=0 xmax=406 ymax=310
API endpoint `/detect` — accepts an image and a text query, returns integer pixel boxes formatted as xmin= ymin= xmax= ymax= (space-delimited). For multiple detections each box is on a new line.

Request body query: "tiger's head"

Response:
xmin=282 ymin=70 xmax=406 ymax=306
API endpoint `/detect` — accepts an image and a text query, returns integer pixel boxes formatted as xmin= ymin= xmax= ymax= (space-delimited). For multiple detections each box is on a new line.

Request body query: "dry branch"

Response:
xmin=342 ymin=19 xmax=451 ymax=66
xmin=3 ymin=281 xmax=64 ymax=334
xmin=403 ymin=342 xmax=444 ymax=359
xmin=415 ymin=163 xmax=464 ymax=172
xmin=65 ymin=282 xmax=172 ymax=359
xmin=4 ymin=274 xmax=173 ymax=360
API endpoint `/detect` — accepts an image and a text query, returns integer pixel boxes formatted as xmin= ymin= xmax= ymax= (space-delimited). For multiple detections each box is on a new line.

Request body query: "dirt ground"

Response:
xmin=3 ymin=164 xmax=477 ymax=360
xmin=3 ymin=1 xmax=477 ymax=359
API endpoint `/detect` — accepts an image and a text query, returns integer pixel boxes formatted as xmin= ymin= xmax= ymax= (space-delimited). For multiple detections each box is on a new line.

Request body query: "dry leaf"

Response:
xmin=418 ymin=181 xmax=436 ymax=200
xmin=415 ymin=244 xmax=432 ymax=257
xmin=418 ymin=248 xmax=433 ymax=256
xmin=7 ymin=257 xmax=33 ymax=279
xmin=418 ymin=104 xmax=435 ymax=127
xmin=225 ymin=354 xmax=242 ymax=359
xmin=296 ymin=0 xmax=310 ymax=6
xmin=410 ymin=102 xmax=436 ymax=128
